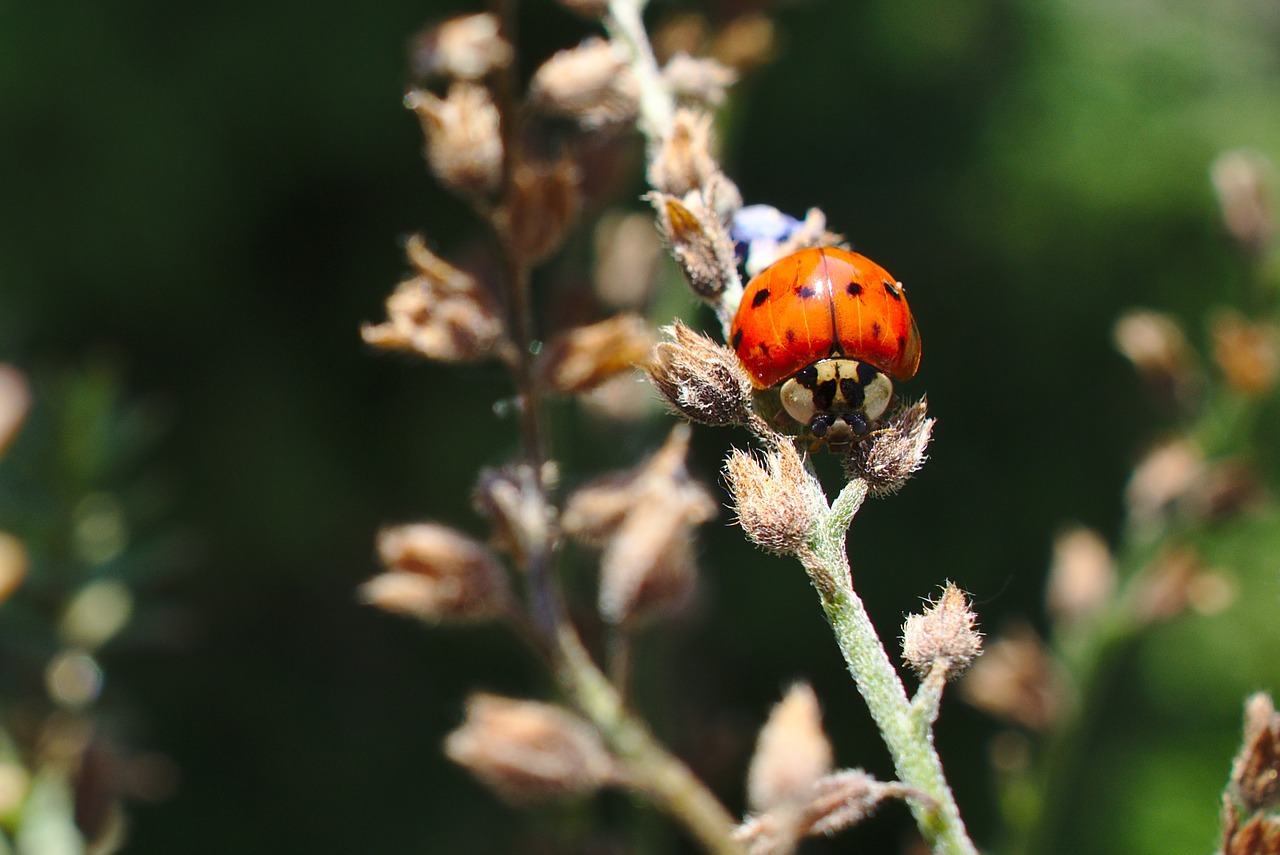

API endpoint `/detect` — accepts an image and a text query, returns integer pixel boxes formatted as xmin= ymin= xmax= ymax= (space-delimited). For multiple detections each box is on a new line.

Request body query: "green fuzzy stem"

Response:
xmin=804 ymin=478 xmax=978 ymax=855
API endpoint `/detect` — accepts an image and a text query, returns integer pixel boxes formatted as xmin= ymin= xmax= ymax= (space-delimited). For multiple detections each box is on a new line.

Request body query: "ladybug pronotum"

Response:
xmin=729 ymin=246 xmax=922 ymax=452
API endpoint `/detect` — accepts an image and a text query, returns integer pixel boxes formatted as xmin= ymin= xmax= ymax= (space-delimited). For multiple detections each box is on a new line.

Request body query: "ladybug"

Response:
xmin=729 ymin=246 xmax=921 ymax=452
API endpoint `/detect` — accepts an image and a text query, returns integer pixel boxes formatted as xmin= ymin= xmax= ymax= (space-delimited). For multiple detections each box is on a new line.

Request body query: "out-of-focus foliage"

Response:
xmin=1 ymin=0 xmax=1279 ymax=852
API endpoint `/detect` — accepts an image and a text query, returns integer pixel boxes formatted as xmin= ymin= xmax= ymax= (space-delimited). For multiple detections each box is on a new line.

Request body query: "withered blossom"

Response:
xmin=444 ymin=693 xmax=617 ymax=803
xmin=406 ymin=83 xmax=503 ymax=197
xmin=843 ymin=397 xmax=934 ymax=495
xmin=361 ymin=235 xmax=512 ymax=364
xmin=1044 ymin=527 xmax=1116 ymax=624
xmin=661 ymin=53 xmax=737 ymax=107
xmin=1131 ymin=545 xmax=1204 ymax=624
xmin=592 ymin=211 xmax=663 ymax=310
xmin=647 ymin=109 xmax=720 ymax=199
xmin=409 ymin=13 xmax=513 ymax=80
xmin=1212 ymin=149 xmax=1276 ymax=256
xmin=724 ymin=443 xmax=824 ymax=556
xmin=526 ymin=38 xmax=640 ymax=128
xmin=648 ymin=192 xmax=740 ymax=301
xmin=1125 ymin=438 xmax=1204 ymax=531
xmin=495 ymin=156 xmax=581 ymax=264
xmin=472 ymin=464 xmax=555 ymax=568
xmin=1114 ymin=310 xmax=1199 ymax=407
xmin=1220 ymin=693 xmax=1280 ymax=855
xmin=1212 ymin=311 xmax=1280 ymax=396
xmin=0 ymin=365 xmax=30 ymax=459
xmin=901 ymin=583 xmax=982 ymax=680
xmin=747 ymin=683 xmax=833 ymax=814
xmin=648 ymin=320 xmax=761 ymax=430
xmin=538 ymin=314 xmax=655 ymax=395
xmin=552 ymin=0 xmax=607 ymax=18
xmin=959 ymin=624 xmax=1064 ymax=731
xmin=562 ymin=425 xmax=717 ymax=624
xmin=710 ymin=13 xmax=777 ymax=73
xmin=360 ymin=522 xmax=513 ymax=622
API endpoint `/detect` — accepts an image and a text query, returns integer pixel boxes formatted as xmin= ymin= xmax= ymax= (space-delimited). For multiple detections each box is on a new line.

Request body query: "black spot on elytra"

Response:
xmin=731 ymin=329 xmax=743 ymax=350
xmin=898 ymin=334 xmax=907 ymax=351
xmin=872 ymin=322 xmax=883 ymax=338
xmin=751 ymin=289 xmax=770 ymax=308
xmin=796 ymin=285 xmax=818 ymax=299
xmin=883 ymin=280 xmax=902 ymax=300
xmin=856 ymin=362 xmax=879 ymax=385
xmin=846 ymin=282 xmax=864 ymax=297
xmin=785 ymin=329 xmax=797 ymax=344
xmin=759 ymin=342 xmax=771 ymax=357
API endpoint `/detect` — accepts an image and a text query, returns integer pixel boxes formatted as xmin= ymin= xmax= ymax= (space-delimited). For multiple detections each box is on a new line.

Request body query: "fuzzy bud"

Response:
xmin=661 ymin=54 xmax=736 ymax=107
xmin=725 ymin=443 xmax=824 ymax=556
xmin=1125 ymin=438 xmax=1204 ymax=531
xmin=1132 ymin=545 xmax=1203 ymax=624
xmin=844 ymin=397 xmax=934 ymax=495
xmin=538 ymin=314 xmax=655 ymax=395
xmin=527 ymin=38 xmax=639 ymax=128
xmin=409 ymin=13 xmax=513 ymax=80
xmin=592 ymin=211 xmax=663 ymax=310
xmin=648 ymin=321 xmax=761 ymax=429
xmin=407 ymin=83 xmax=503 ymax=197
xmin=563 ymin=426 xmax=717 ymax=625
xmin=747 ymin=683 xmax=833 ymax=814
xmin=444 ymin=694 xmax=617 ymax=803
xmin=494 ymin=156 xmax=581 ymax=264
xmin=901 ymin=583 xmax=982 ymax=680
xmin=1045 ymin=527 xmax=1116 ymax=624
xmin=553 ymin=0 xmax=607 ymax=18
xmin=361 ymin=523 xmax=512 ymax=622
xmin=1212 ymin=310 xmax=1280 ymax=396
xmin=648 ymin=108 xmax=719 ymax=198
xmin=1114 ymin=310 xmax=1199 ymax=407
xmin=710 ymin=13 xmax=777 ymax=73
xmin=0 ymin=365 xmax=30 ymax=459
xmin=362 ymin=235 xmax=511 ymax=364
xmin=1211 ymin=149 xmax=1276 ymax=256
xmin=959 ymin=624 xmax=1064 ymax=731
xmin=737 ymin=770 xmax=916 ymax=854
xmin=472 ymin=464 xmax=555 ymax=567
xmin=1220 ymin=694 xmax=1280 ymax=855
xmin=649 ymin=193 xmax=740 ymax=301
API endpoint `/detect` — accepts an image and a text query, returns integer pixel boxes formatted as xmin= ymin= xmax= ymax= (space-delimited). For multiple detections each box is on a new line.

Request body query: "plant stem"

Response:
xmin=603 ymin=0 xmax=673 ymax=148
xmin=554 ymin=625 xmax=744 ymax=855
xmin=804 ymin=478 xmax=978 ymax=855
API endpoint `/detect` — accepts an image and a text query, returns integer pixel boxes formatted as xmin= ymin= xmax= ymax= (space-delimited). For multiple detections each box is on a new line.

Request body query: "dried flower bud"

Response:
xmin=0 ymin=532 xmax=27 ymax=605
xmin=710 ymin=13 xmax=777 ymax=73
xmin=647 ymin=109 xmax=719 ymax=198
xmin=649 ymin=192 xmax=740 ymax=301
xmin=496 ymin=156 xmax=582 ymax=266
xmin=444 ymin=693 xmax=617 ymax=803
xmin=959 ymin=624 xmax=1064 ymax=731
xmin=901 ymin=583 xmax=982 ymax=680
xmin=409 ymin=13 xmax=513 ymax=80
xmin=593 ymin=211 xmax=663 ymax=310
xmin=1213 ymin=311 xmax=1280 ymax=396
xmin=1114 ymin=310 xmax=1199 ymax=406
xmin=1045 ymin=527 xmax=1116 ymax=624
xmin=1220 ymin=694 xmax=1280 ymax=855
xmin=553 ymin=0 xmax=607 ymax=18
xmin=648 ymin=321 xmax=761 ymax=430
xmin=407 ymin=83 xmax=503 ymax=197
xmin=844 ymin=397 xmax=934 ymax=495
xmin=538 ymin=314 xmax=655 ymax=394
xmin=1125 ymin=438 xmax=1204 ymax=531
xmin=360 ymin=523 xmax=512 ymax=622
xmin=527 ymin=38 xmax=639 ymax=128
xmin=725 ymin=443 xmax=824 ymax=556
xmin=0 ymin=365 xmax=30 ymax=459
xmin=662 ymin=54 xmax=736 ymax=107
xmin=472 ymin=464 xmax=555 ymax=567
xmin=362 ymin=235 xmax=511 ymax=364
xmin=1212 ymin=149 xmax=1276 ymax=256
xmin=747 ymin=683 xmax=833 ymax=813
xmin=1132 ymin=545 xmax=1203 ymax=624
xmin=564 ymin=426 xmax=716 ymax=625
xmin=736 ymin=770 xmax=916 ymax=855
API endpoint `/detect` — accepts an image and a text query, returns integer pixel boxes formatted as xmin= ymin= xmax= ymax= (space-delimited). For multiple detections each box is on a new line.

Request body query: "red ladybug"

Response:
xmin=729 ymin=246 xmax=921 ymax=451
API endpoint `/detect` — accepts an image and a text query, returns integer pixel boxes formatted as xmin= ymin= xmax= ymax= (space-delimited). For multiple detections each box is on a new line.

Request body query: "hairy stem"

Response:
xmin=804 ymin=478 xmax=978 ymax=855
xmin=603 ymin=0 xmax=674 ymax=147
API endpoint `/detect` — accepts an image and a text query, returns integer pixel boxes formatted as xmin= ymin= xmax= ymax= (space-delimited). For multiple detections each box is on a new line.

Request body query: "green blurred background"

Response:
xmin=2 ymin=0 xmax=1279 ymax=852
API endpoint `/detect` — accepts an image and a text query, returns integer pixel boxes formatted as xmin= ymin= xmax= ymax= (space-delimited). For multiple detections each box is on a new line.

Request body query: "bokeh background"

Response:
xmin=2 ymin=0 xmax=1280 ymax=852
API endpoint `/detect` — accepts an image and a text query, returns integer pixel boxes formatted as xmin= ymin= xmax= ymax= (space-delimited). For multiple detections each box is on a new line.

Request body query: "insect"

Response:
xmin=729 ymin=246 xmax=921 ymax=452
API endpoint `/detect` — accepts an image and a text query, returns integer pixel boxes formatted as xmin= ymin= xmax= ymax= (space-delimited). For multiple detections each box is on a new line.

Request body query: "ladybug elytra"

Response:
xmin=729 ymin=247 xmax=921 ymax=452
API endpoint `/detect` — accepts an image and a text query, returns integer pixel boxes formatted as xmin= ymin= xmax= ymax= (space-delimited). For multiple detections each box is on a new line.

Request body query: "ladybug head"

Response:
xmin=778 ymin=359 xmax=894 ymax=453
